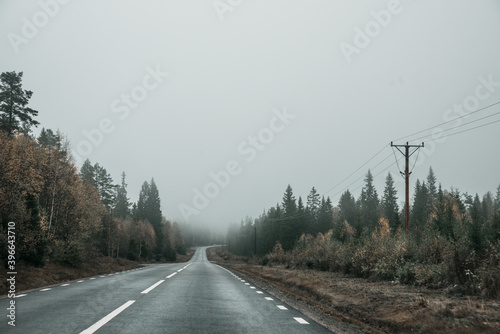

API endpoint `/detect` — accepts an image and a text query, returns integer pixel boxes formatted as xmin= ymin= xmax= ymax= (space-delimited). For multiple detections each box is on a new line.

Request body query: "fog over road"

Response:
xmin=1 ymin=247 xmax=333 ymax=333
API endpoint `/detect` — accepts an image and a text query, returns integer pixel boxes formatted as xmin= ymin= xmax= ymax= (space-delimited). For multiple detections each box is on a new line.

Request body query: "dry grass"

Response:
xmin=208 ymin=247 xmax=500 ymax=333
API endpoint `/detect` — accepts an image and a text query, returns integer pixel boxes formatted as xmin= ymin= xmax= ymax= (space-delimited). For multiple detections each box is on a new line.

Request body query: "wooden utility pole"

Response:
xmin=390 ymin=141 xmax=424 ymax=231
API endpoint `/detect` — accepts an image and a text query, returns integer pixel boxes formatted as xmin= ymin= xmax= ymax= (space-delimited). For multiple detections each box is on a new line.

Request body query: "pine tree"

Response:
xmin=137 ymin=181 xmax=150 ymax=221
xmin=114 ymin=172 xmax=130 ymax=218
xmin=305 ymin=187 xmax=321 ymax=235
xmin=80 ymin=159 xmax=95 ymax=186
xmin=426 ymin=167 xmax=437 ymax=212
xmin=281 ymin=184 xmax=297 ymax=250
xmin=0 ymin=71 xmax=39 ymax=136
xmin=317 ymin=196 xmax=333 ymax=233
xmin=296 ymin=196 xmax=305 ymax=237
xmin=338 ymin=190 xmax=357 ymax=226
xmin=94 ymin=163 xmax=116 ymax=210
xmin=146 ymin=178 xmax=163 ymax=255
xmin=358 ymin=170 xmax=379 ymax=231
xmin=469 ymin=194 xmax=484 ymax=253
xmin=306 ymin=187 xmax=321 ymax=218
xmin=494 ymin=185 xmax=500 ymax=214
xmin=411 ymin=179 xmax=429 ymax=230
xmin=38 ymin=128 xmax=59 ymax=148
xmin=382 ymin=172 xmax=400 ymax=232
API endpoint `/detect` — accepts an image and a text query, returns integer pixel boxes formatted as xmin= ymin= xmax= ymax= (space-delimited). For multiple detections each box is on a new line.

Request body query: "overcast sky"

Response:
xmin=2 ymin=0 xmax=500 ymax=230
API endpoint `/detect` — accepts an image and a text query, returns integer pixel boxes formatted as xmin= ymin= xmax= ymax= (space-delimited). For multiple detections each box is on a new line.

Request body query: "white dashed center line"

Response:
xmin=79 ymin=300 xmax=135 ymax=334
xmin=77 ymin=280 xmax=84 ymax=283
xmin=40 ymin=288 xmax=51 ymax=292
xmin=15 ymin=294 xmax=27 ymax=298
xmin=141 ymin=280 xmax=165 ymax=294
xmin=61 ymin=284 xmax=70 ymax=287
xmin=265 ymin=297 xmax=273 ymax=301
xmin=277 ymin=305 xmax=288 ymax=310
xmin=245 ymin=283 xmax=250 ymax=285
xmin=166 ymin=272 xmax=177 ymax=279
xmin=294 ymin=317 xmax=309 ymax=324
xmin=256 ymin=291 xmax=263 ymax=294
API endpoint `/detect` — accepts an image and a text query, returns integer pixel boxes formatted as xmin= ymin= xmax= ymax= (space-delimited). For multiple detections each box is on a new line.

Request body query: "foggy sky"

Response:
xmin=2 ymin=0 xmax=500 ymax=230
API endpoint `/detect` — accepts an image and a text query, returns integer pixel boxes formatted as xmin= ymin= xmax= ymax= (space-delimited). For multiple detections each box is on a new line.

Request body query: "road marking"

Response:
xmin=241 ymin=280 xmax=245 ymax=282
xmin=141 ymin=280 xmax=165 ymax=294
xmin=265 ymin=297 xmax=273 ymax=301
xmin=90 ymin=278 xmax=96 ymax=280
xmin=277 ymin=305 xmax=288 ymax=310
xmin=256 ymin=291 xmax=263 ymax=294
xmin=166 ymin=273 xmax=177 ymax=279
xmin=294 ymin=317 xmax=309 ymax=324
xmin=61 ymin=284 xmax=70 ymax=287
xmin=77 ymin=280 xmax=84 ymax=283
xmin=250 ymin=287 xmax=256 ymax=289
xmin=79 ymin=300 xmax=135 ymax=334
xmin=15 ymin=294 xmax=27 ymax=298
xmin=245 ymin=283 xmax=250 ymax=285
xmin=40 ymin=288 xmax=51 ymax=292
xmin=100 ymin=276 xmax=105 ymax=278
xmin=177 ymin=269 xmax=183 ymax=272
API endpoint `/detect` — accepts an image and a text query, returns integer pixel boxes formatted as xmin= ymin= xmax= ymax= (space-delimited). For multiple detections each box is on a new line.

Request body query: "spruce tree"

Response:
xmin=114 ymin=172 xmax=130 ymax=218
xmin=411 ymin=179 xmax=429 ymax=230
xmin=338 ymin=190 xmax=357 ymax=227
xmin=358 ymin=170 xmax=379 ymax=231
xmin=281 ymin=184 xmax=297 ymax=250
xmin=137 ymin=181 xmax=150 ymax=221
xmin=382 ymin=172 xmax=400 ymax=232
xmin=94 ymin=163 xmax=116 ymax=210
xmin=426 ymin=167 xmax=437 ymax=212
xmin=317 ymin=196 xmax=333 ymax=233
xmin=469 ymin=194 xmax=484 ymax=253
xmin=80 ymin=159 xmax=95 ymax=186
xmin=38 ymin=128 xmax=59 ymax=148
xmin=146 ymin=178 xmax=163 ymax=255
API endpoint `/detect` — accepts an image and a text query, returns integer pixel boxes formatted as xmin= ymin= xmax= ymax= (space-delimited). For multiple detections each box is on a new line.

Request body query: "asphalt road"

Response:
xmin=1 ymin=247 xmax=333 ymax=333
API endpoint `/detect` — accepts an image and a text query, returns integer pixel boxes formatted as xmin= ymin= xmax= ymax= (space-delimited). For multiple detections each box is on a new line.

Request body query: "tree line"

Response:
xmin=228 ymin=168 xmax=500 ymax=259
xmin=0 ymin=70 xmax=186 ymax=267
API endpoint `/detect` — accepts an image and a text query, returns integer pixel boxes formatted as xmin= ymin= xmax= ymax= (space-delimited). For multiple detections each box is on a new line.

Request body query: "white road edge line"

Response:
xmin=141 ymin=280 xmax=165 ymax=294
xmin=61 ymin=284 xmax=70 ymax=287
xmin=294 ymin=317 xmax=310 ymax=324
xmin=166 ymin=273 xmax=177 ymax=279
xmin=265 ymin=297 xmax=273 ymax=301
xmin=40 ymin=288 xmax=51 ymax=292
xmin=15 ymin=294 xmax=27 ymax=298
xmin=79 ymin=300 xmax=135 ymax=334
xmin=277 ymin=305 xmax=288 ymax=310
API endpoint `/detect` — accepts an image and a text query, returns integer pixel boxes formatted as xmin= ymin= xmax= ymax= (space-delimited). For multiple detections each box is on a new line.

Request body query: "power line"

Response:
xmin=330 ymin=152 xmax=401 ymax=203
xmin=436 ymin=118 xmax=500 ymax=140
xmin=411 ymin=111 xmax=500 ymax=142
xmin=393 ymin=101 xmax=500 ymax=142
xmin=322 ymin=144 xmax=388 ymax=196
